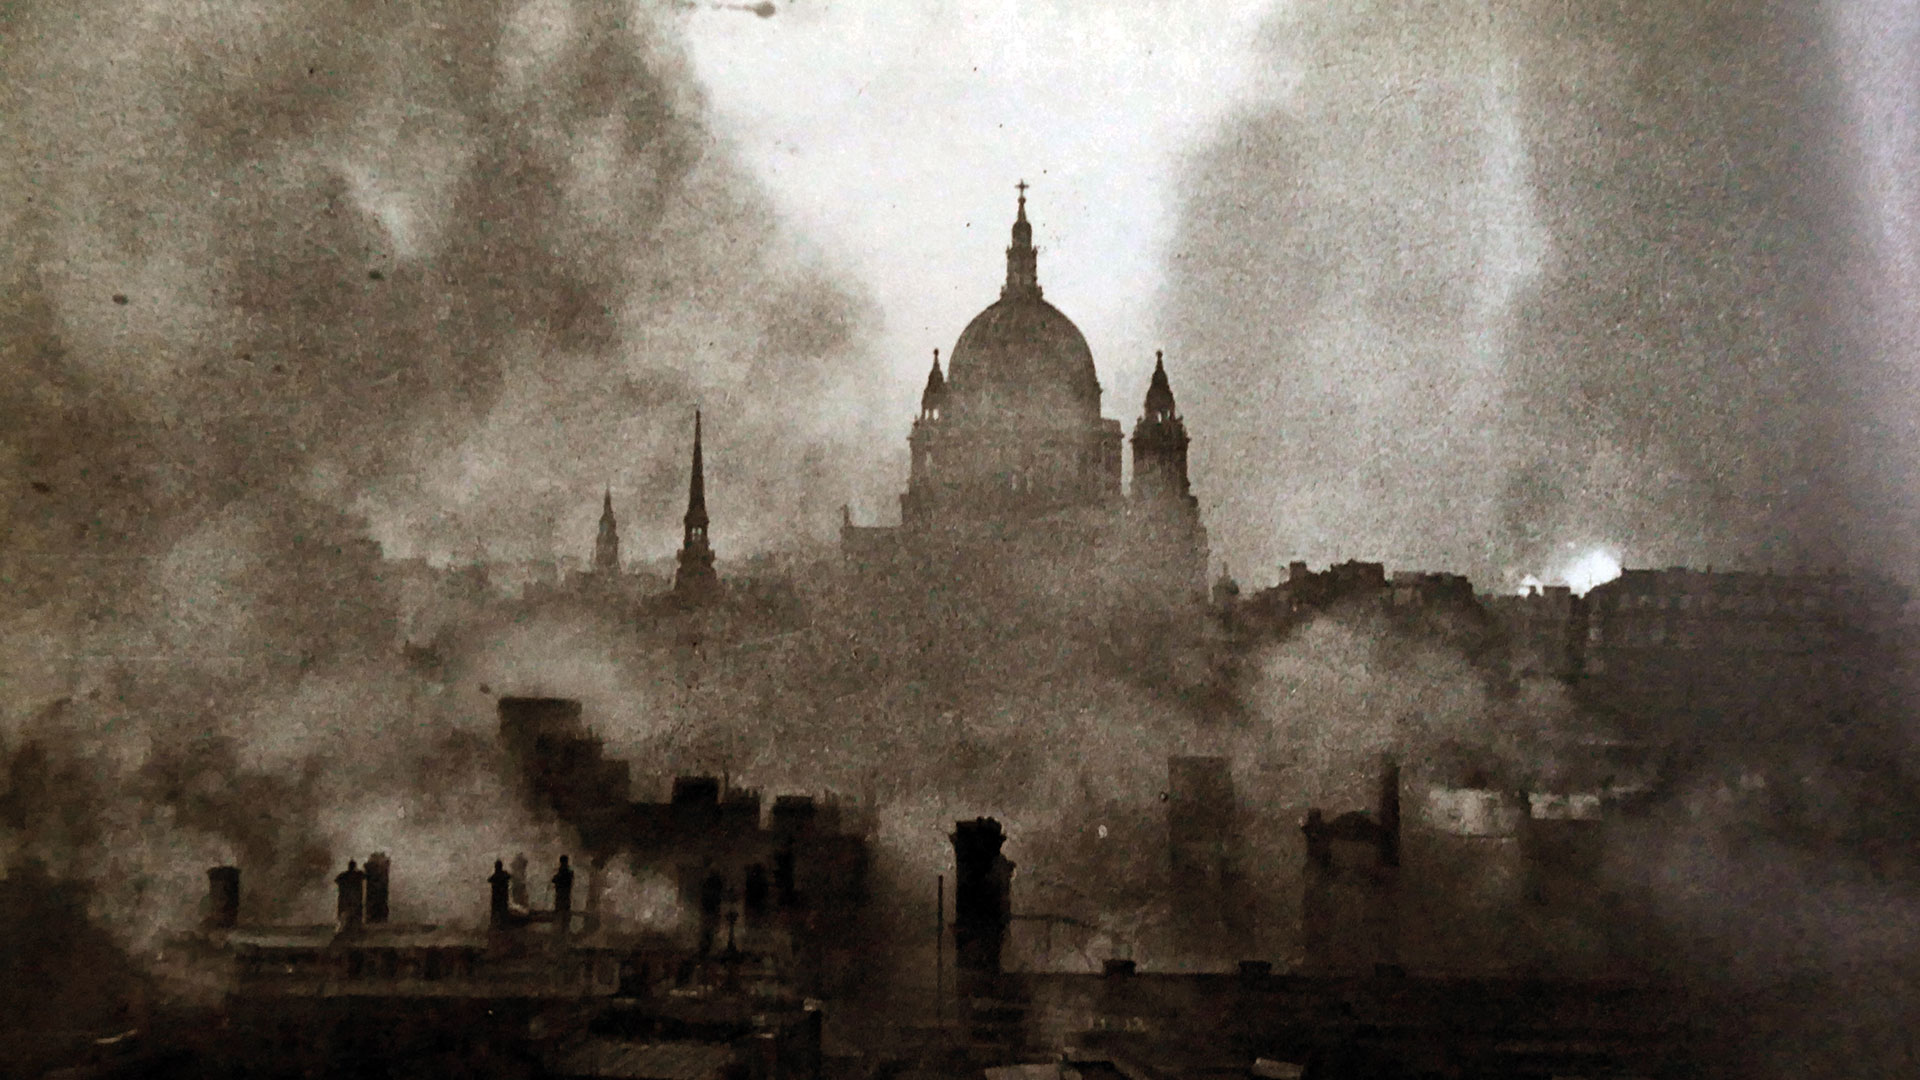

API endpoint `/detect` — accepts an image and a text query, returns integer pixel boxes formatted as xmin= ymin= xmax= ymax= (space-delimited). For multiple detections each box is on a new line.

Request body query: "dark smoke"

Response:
xmin=1162 ymin=0 xmax=1919 ymax=586
xmin=0 ymin=0 xmax=882 ymax=978
xmin=1159 ymin=6 xmax=1920 ymax=1073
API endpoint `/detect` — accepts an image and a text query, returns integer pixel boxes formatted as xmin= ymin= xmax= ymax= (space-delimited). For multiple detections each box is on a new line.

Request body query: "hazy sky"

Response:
xmin=5 ymin=0 xmax=1916 ymax=589
xmin=682 ymin=1 xmax=1274 ymax=430
xmin=686 ymin=0 xmax=1920 ymax=588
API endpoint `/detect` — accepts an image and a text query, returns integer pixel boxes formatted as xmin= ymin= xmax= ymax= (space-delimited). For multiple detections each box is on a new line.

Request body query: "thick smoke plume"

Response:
xmin=0 ymin=0 xmax=885 ymax=1029
xmin=1163 ymin=0 xmax=1920 ymax=586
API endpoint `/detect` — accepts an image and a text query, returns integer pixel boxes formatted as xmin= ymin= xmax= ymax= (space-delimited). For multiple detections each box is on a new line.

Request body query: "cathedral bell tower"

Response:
xmin=1130 ymin=352 xmax=1193 ymax=505
xmin=593 ymin=489 xmax=621 ymax=574
xmin=1129 ymin=351 xmax=1208 ymax=599
xmin=672 ymin=411 xmax=720 ymax=605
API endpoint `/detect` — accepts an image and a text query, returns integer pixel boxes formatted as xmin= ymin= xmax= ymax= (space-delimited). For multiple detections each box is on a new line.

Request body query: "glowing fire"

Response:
xmin=1564 ymin=548 xmax=1623 ymax=595
xmin=1514 ymin=548 xmax=1623 ymax=597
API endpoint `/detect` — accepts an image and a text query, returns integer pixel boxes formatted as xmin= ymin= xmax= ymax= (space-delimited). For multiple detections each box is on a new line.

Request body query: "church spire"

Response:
xmin=594 ymin=486 xmax=620 ymax=573
xmin=673 ymin=410 xmax=719 ymax=604
xmin=920 ymin=348 xmax=946 ymax=419
xmin=1144 ymin=350 xmax=1176 ymax=422
xmin=1002 ymin=179 xmax=1041 ymax=300
xmin=686 ymin=410 xmax=708 ymax=532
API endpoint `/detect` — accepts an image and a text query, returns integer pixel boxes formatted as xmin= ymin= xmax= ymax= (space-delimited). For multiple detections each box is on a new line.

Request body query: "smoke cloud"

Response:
xmin=0 ymin=0 xmax=885 ymax=987
xmin=1161 ymin=0 xmax=1920 ymax=587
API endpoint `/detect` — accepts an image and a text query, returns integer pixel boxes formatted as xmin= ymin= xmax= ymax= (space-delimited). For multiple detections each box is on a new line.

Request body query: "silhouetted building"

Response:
xmin=334 ymin=859 xmax=367 ymax=936
xmin=594 ymin=488 xmax=622 ymax=574
xmin=206 ymin=865 xmax=240 ymax=930
xmin=364 ymin=852 xmax=391 ymax=925
xmin=841 ymin=184 xmax=1208 ymax=604
xmin=154 ymin=852 xmax=828 ymax=1080
xmin=496 ymin=697 xmax=872 ymax=992
xmin=674 ymin=410 xmax=722 ymax=606
xmin=951 ymin=817 xmax=1016 ymax=980
xmin=1166 ymin=756 xmax=1246 ymax=956
xmin=1576 ymin=566 xmax=1909 ymax=739
xmin=1483 ymin=584 xmax=1583 ymax=679
xmin=1300 ymin=760 xmax=1401 ymax=974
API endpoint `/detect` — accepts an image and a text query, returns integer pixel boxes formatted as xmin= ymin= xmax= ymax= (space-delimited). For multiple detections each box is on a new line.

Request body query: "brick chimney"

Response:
xmin=205 ymin=866 xmax=240 ymax=929
xmin=950 ymin=817 xmax=1014 ymax=977
xmin=552 ymin=855 xmax=575 ymax=940
xmin=1376 ymin=757 xmax=1401 ymax=868
xmin=364 ymin=853 xmax=391 ymax=924
xmin=489 ymin=860 xmax=513 ymax=930
xmin=334 ymin=859 xmax=366 ymax=934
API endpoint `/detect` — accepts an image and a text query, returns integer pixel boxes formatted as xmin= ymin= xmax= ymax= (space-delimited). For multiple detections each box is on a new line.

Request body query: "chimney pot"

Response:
xmin=206 ymin=866 xmax=240 ymax=929
xmin=365 ymin=853 xmax=391 ymax=924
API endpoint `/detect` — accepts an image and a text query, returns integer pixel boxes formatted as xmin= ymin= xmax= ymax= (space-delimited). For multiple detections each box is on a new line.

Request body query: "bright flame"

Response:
xmin=1564 ymin=549 xmax=1623 ymax=595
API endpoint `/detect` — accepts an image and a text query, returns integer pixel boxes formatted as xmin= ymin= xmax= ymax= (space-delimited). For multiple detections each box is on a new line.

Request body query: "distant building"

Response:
xmin=672 ymin=411 xmax=722 ymax=607
xmin=1484 ymin=566 xmax=1914 ymax=738
xmin=1299 ymin=760 xmax=1401 ymax=975
xmin=841 ymin=184 xmax=1209 ymax=605
xmin=1482 ymin=584 xmax=1583 ymax=679
xmin=154 ymin=856 xmax=823 ymax=1080
xmin=1165 ymin=756 xmax=1247 ymax=957
xmin=1236 ymin=560 xmax=1483 ymax=635
xmin=496 ymin=697 xmax=871 ymax=994
xmin=594 ymin=488 xmax=622 ymax=574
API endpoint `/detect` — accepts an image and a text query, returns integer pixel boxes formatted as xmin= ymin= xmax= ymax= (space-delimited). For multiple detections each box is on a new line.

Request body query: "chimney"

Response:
xmin=205 ymin=866 xmax=240 ymax=929
xmin=1377 ymin=758 xmax=1401 ymax=868
xmin=489 ymin=859 xmax=513 ymax=930
xmin=1103 ymin=958 xmax=1137 ymax=978
xmin=950 ymin=817 xmax=1014 ymax=977
xmin=364 ymin=853 xmax=391 ymax=924
xmin=553 ymin=855 xmax=575 ymax=939
xmin=334 ymin=859 xmax=367 ymax=934
xmin=1302 ymin=809 xmax=1332 ymax=870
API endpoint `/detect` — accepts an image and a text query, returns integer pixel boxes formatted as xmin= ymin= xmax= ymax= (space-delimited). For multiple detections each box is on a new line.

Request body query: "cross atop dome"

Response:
xmin=1004 ymin=179 xmax=1039 ymax=299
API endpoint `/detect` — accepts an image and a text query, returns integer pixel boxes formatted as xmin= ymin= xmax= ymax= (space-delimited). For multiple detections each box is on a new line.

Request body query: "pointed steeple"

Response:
xmin=1144 ymin=350 xmax=1176 ymax=422
xmin=685 ymin=410 xmax=708 ymax=533
xmin=1131 ymin=349 xmax=1194 ymax=505
xmin=1002 ymin=179 xmax=1041 ymax=299
xmin=673 ymin=410 xmax=719 ymax=604
xmin=594 ymin=486 xmax=621 ymax=573
xmin=920 ymin=348 xmax=947 ymax=419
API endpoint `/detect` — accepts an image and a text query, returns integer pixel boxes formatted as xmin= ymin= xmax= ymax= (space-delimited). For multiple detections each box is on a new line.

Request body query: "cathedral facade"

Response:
xmin=842 ymin=185 xmax=1209 ymax=603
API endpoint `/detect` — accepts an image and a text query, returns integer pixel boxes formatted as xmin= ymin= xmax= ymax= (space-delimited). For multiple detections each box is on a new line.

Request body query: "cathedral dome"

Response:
xmin=947 ymin=295 xmax=1102 ymax=424
xmin=944 ymin=186 xmax=1103 ymax=426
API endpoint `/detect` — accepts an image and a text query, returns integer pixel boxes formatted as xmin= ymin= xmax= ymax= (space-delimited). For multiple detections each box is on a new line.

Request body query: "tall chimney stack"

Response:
xmin=1377 ymin=757 xmax=1401 ymax=868
xmin=334 ymin=859 xmax=367 ymax=934
xmin=552 ymin=855 xmax=575 ymax=940
xmin=205 ymin=866 xmax=240 ymax=929
xmin=950 ymin=818 xmax=1014 ymax=978
xmin=489 ymin=860 xmax=513 ymax=930
xmin=364 ymin=853 xmax=391 ymax=924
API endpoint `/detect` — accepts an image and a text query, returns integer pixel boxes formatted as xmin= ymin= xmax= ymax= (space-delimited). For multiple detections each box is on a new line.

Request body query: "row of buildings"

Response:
xmin=139 ymin=720 xmax=1679 ymax=1079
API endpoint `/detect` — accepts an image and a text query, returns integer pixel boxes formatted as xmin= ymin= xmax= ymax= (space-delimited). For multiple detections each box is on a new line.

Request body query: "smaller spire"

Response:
xmin=1144 ymin=349 xmax=1176 ymax=421
xmin=921 ymin=348 xmax=947 ymax=418
xmin=594 ymin=485 xmax=621 ymax=572
xmin=674 ymin=409 xmax=720 ymax=604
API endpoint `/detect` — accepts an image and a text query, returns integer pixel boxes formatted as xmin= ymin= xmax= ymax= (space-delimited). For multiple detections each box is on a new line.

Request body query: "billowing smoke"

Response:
xmin=1162 ymin=0 xmax=1920 ymax=586
xmin=1158 ymin=6 xmax=1920 ymax=1070
xmin=0 ymin=0 xmax=886 ymax=1024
